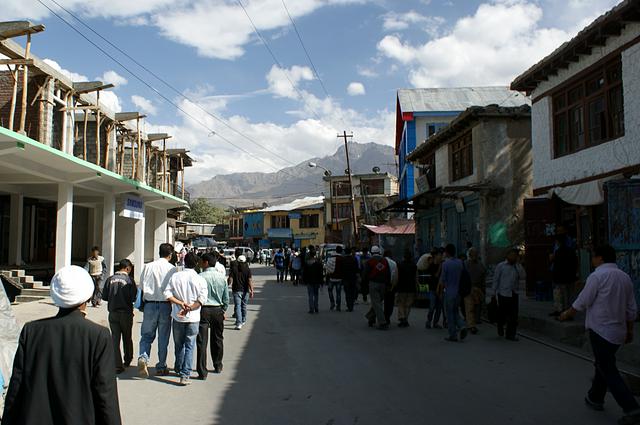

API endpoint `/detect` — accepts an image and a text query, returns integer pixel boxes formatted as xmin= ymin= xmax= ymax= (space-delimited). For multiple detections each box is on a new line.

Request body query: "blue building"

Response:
xmin=395 ymin=87 xmax=529 ymax=203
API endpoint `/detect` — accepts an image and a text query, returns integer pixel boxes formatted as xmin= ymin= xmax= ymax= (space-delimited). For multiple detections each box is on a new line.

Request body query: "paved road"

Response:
xmin=11 ymin=265 xmax=627 ymax=425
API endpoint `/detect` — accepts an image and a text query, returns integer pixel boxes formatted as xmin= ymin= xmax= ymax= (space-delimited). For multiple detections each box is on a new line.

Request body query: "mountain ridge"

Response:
xmin=188 ymin=142 xmax=397 ymax=207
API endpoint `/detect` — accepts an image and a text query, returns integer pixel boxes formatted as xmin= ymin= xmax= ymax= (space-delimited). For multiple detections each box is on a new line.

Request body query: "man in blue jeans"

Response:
xmin=137 ymin=243 xmax=177 ymax=378
xmin=229 ymin=255 xmax=254 ymax=330
xmin=164 ymin=252 xmax=207 ymax=386
xmin=438 ymin=244 xmax=468 ymax=342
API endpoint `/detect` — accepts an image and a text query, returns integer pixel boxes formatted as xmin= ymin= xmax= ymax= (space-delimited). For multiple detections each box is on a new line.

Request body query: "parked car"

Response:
xmin=223 ymin=248 xmax=236 ymax=261
xmin=236 ymin=247 xmax=255 ymax=262
xmin=320 ymin=243 xmax=345 ymax=266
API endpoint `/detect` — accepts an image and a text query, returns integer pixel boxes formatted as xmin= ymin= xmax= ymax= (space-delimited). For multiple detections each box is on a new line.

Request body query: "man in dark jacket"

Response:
xmin=396 ymin=250 xmax=418 ymax=327
xmin=550 ymin=232 xmax=578 ymax=317
xmin=303 ymin=246 xmax=324 ymax=314
xmin=341 ymin=248 xmax=360 ymax=312
xmin=2 ymin=265 xmax=121 ymax=425
xmin=102 ymin=259 xmax=137 ymax=374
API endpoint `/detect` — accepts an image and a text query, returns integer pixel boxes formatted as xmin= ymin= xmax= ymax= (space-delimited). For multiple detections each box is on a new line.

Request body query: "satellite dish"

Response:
xmin=372 ymin=166 xmax=381 ymax=174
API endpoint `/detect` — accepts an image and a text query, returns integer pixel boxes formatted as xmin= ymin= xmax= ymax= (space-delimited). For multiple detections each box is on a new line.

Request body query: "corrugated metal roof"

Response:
xmin=260 ymin=196 xmax=325 ymax=212
xmin=397 ymin=86 xmax=530 ymax=113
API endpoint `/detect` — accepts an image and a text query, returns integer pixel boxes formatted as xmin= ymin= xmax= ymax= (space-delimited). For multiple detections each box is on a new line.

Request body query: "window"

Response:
xmin=300 ymin=214 xmax=319 ymax=229
xmin=361 ymin=179 xmax=385 ymax=195
xmin=270 ymin=215 xmax=290 ymax=229
xmin=552 ymin=57 xmax=624 ymax=157
xmin=419 ymin=153 xmax=436 ymax=189
xmin=332 ymin=181 xmax=351 ymax=197
xmin=450 ymin=131 xmax=473 ymax=182
xmin=335 ymin=204 xmax=353 ymax=219
xmin=427 ymin=122 xmax=447 ymax=139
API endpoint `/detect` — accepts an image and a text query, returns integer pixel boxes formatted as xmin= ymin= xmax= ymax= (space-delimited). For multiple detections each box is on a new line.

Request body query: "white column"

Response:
xmin=153 ymin=208 xmax=167 ymax=260
xmin=8 ymin=194 xmax=23 ymax=265
xmin=55 ymin=183 xmax=73 ymax=271
xmin=133 ymin=216 xmax=145 ymax=282
xmin=102 ymin=193 xmax=116 ymax=276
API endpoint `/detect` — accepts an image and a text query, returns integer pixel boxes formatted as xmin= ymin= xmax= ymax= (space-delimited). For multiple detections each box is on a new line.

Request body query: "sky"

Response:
xmin=4 ymin=0 xmax=622 ymax=183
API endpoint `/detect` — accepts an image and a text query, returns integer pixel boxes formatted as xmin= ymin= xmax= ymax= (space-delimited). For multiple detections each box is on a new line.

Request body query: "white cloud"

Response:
xmin=357 ymin=66 xmax=378 ymax=78
xmin=97 ymin=70 xmax=128 ymax=87
xmin=382 ymin=10 xmax=445 ymax=35
xmin=266 ymin=65 xmax=314 ymax=99
xmin=98 ymin=92 xmax=123 ymax=113
xmin=42 ymin=58 xmax=88 ymax=82
xmin=347 ymin=82 xmax=366 ymax=96
xmin=131 ymin=95 xmax=157 ymax=115
xmin=377 ymin=0 xmax=622 ymax=88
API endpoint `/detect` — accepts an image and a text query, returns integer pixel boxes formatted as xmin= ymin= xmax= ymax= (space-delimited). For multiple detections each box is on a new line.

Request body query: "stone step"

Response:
xmin=9 ymin=269 xmax=25 ymax=278
xmin=21 ymin=288 xmax=50 ymax=297
xmin=15 ymin=295 xmax=45 ymax=303
xmin=19 ymin=275 xmax=34 ymax=284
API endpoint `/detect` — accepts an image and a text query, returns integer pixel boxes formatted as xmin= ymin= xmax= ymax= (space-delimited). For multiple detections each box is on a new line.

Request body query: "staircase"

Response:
xmin=0 ymin=269 xmax=49 ymax=303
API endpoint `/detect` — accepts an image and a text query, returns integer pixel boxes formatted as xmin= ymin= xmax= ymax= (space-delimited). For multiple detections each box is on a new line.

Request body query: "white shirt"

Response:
xmin=215 ymin=262 xmax=226 ymax=276
xmin=163 ymin=268 xmax=208 ymax=323
xmin=492 ymin=260 xmax=526 ymax=297
xmin=138 ymin=258 xmax=176 ymax=302
xmin=386 ymin=257 xmax=398 ymax=287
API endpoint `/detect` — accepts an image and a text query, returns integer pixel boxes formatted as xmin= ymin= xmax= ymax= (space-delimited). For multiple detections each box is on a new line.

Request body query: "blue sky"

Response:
xmin=5 ymin=0 xmax=621 ymax=182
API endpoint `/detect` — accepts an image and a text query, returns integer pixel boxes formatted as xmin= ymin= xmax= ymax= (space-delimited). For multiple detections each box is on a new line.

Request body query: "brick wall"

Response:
xmin=0 ymin=70 xmax=47 ymax=142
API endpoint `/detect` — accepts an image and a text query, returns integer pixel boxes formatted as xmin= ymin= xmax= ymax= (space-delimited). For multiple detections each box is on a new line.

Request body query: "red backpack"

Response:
xmin=366 ymin=257 xmax=389 ymax=282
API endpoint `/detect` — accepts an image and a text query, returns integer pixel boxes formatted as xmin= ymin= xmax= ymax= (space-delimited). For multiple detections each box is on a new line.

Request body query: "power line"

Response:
xmin=235 ymin=0 xmax=324 ymax=122
xmin=41 ymin=0 xmax=309 ymax=172
xmin=36 ymin=0 xmax=324 ymax=190
xmin=281 ymin=0 xmax=330 ymax=99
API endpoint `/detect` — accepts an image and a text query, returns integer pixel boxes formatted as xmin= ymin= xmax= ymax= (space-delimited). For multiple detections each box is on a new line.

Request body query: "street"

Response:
xmin=9 ymin=264 xmax=621 ymax=425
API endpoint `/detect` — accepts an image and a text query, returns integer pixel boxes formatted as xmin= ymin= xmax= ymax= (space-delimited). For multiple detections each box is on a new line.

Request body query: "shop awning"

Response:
xmin=0 ymin=126 xmax=187 ymax=210
xmin=364 ymin=221 xmax=415 ymax=235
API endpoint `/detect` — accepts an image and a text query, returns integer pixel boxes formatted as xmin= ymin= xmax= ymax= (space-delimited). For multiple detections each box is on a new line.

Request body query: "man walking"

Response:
xmin=439 ymin=244 xmax=468 ymax=342
xmin=464 ymin=248 xmax=487 ymax=334
xmin=492 ymin=249 xmax=526 ymax=341
xmin=137 ymin=243 xmax=177 ymax=378
xmin=84 ymin=246 xmax=108 ymax=307
xmin=383 ymin=249 xmax=398 ymax=325
xmin=342 ymin=248 xmax=360 ymax=312
xmin=363 ymin=246 xmax=391 ymax=330
xmin=2 ymin=266 xmax=121 ymax=424
xmin=303 ymin=246 xmax=324 ymax=314
xmin=559 ymin=245 xmax=640 ymax=425
xmin=274 ymin=249 xmax=285 ymax=282
xmin=164 ymin=252 xmax=207 ymax=386
xmin=396 ymin=250 xmax=417 ymax=327
xmin=229 ymin=254 xmax=254 ymax=330
xmin=326 ymin=246 xmax=344 ymax=311
xmin=196 ymin=253 xmax=229 ymax=379
xmin=102 ymin=259 xmax=137 ymax=374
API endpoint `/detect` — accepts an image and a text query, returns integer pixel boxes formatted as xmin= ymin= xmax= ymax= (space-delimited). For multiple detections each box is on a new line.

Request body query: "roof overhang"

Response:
xmin=511 ymin=0 xmax=640 ymax=94
xmin=0 ymin=126 xmax=187 ymax=210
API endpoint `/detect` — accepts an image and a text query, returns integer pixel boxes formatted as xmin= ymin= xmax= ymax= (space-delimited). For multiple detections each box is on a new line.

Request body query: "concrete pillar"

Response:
xmin=102 ymin=193 xmax=116 ymax=276
xmin=8 ymin=194 xmax=23 ymax=266
xmin=153 ymin=208 xmax=167 ymax=260
xmin=133 ymin=216 xmax=145 ymax=282
xmin=55 ymin=183 xmax=73 ymax=271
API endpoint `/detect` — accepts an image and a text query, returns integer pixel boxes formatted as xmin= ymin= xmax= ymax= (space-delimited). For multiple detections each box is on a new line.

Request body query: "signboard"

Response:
xmin=288 ymin=213 xmax=302 ymax=220
xmin=120 ymin=195 xmax=144 ymax=219
xmin=243 ymin=212 xmax=264 ymax=238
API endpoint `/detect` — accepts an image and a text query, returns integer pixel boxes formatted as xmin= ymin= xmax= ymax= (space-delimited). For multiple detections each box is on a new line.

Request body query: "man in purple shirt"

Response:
xmin=560 ymin=245 xmax=640 ymax=425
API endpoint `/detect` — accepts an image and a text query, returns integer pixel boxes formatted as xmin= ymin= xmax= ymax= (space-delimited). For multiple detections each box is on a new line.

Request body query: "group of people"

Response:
xmin=1 ymin=244 xmax=254 ymax=424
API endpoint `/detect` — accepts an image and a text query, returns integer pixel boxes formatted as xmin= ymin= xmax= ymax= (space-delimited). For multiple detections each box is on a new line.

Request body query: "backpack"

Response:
xmin=459 ymin=262 xmax=472 ymax=298
xmin=366 ymin=257 xmax=389 ymax=282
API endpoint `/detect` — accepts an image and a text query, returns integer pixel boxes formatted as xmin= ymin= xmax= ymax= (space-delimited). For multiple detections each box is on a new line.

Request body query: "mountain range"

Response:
xmin=188 ymin=142 xmax=397 ymax=208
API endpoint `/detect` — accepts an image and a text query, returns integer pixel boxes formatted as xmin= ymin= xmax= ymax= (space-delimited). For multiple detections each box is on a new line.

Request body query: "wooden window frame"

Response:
xmin=552 ymin=56 xmax=624 ymax=158
xmin=300 ymin=214 xmax=319 ymax=229
xmin=270 ymin=215 xmax=290 ymax=229
xmin=450 ymin=131 xmax=473 ymax=182
xmin=361 ymin=178 xmax=385 ymax=195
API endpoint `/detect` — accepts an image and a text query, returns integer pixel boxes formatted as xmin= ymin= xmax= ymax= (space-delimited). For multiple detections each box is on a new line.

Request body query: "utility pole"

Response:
xmin=338 ymin=131 xmax=358 ymax=245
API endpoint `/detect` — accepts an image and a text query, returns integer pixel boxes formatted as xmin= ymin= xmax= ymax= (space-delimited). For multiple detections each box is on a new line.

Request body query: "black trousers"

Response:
xmin=196 ymin=306 xmax=225 ymax=377
xmin=588 ymin=330 xmax=640 ymax=412
xmin=343 ymin=278 xmax=357 ymax=311
xmin=497 ymin=293 xmax=518 ymax=339
xmin=108 ymin=311 xmax=133 ymax=369
xmin=384 ymin=291 xmax=396 ymax=325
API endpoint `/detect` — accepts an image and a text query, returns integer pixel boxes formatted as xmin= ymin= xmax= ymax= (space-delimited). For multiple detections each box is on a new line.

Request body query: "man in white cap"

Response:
xmin=362 ymin=246 xmax=392 ymax=330
xmin=2 ymin=266 xmax=122 ymax=425
xmin=229 ymin=253 xmax=253 ymax=330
